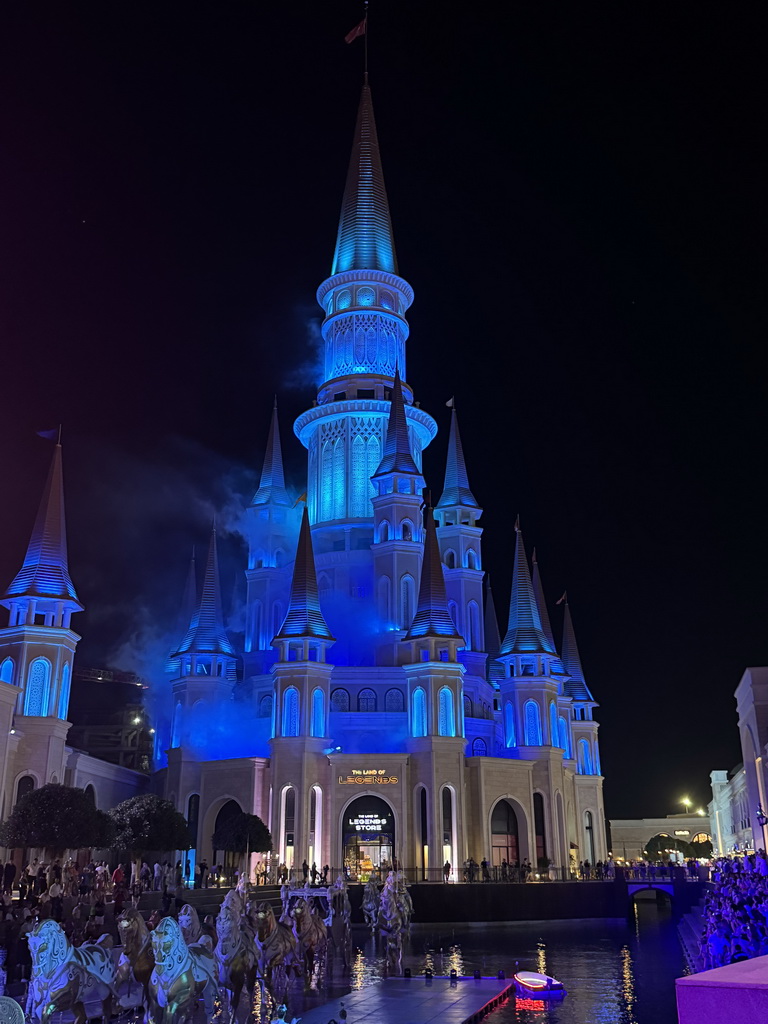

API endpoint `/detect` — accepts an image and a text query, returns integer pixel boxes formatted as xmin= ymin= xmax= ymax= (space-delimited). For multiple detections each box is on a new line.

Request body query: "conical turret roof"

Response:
xmin=373 ymin=367 xmax=419 ymax=477
xmin=484 ymin=575 xmax=504 ymax=682
xmin=561 ymin=596 xmax=595 ymax=701
xmin=332 ymin=78 xmax=398 ymax=276
xmin=405 ymin=500 xmax=462 ymax=641
xmin=531 ymin=548 xmax=556 ymax=651
xmin=274 ymin=507 xmax=335 ymax=643
xmin=252 ymin=399 xmax=292 ymax=507
xmin=500 ymin=520 xmax=558 ymax=656
xmin=174 ymin=528 xmax=235 ymax=656
xmin=3 ymin=443 xmax=81 ymax=609
xmin=437 ymin=408 xmax=479 ymax=510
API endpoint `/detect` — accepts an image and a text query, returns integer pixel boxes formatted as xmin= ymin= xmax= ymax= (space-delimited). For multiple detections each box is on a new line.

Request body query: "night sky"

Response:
xmin=0 ymin=4 xmax=764 ymax=819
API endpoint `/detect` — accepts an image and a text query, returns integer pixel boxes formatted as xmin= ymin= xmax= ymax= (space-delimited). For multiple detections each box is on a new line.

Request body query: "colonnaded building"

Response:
xmin=0 ymin=78 xmax=607 ymax=880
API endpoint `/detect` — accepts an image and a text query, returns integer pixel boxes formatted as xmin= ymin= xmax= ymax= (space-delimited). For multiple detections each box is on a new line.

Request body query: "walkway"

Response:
xmin=296 ymin=977 xmax=512 ymax=1024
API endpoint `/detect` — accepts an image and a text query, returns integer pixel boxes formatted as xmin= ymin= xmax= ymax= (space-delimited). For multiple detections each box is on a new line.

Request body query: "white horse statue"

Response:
xmin=26 ymin=918 xmax=118 ymax=1024
xmin=149 ymin=916 xmax=218 ymax=1023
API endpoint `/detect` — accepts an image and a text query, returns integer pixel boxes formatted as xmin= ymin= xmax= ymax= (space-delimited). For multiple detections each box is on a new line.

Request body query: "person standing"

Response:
xmin=302 ymin=860 xmax=309 ymax=884
xmin=443 ymin=860 xmax=451 ymax=883
xmin=153 ymin=862 xmax=162 ymax=891
xmin=3 ymin=861 xmax=16 ymax=895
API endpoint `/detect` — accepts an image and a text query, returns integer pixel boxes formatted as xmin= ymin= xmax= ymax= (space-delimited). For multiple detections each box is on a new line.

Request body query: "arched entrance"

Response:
xmin=491 ymin=799 xmax=519 ymax=868
xmin=342 ymin=794 xmax=395 ymax=881
xmin=212 ymin=799 xmax=242 ymax=878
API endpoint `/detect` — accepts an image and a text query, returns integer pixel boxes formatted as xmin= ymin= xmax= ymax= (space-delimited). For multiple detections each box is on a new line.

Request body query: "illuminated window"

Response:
xmin=577 ymin=738 xmax=593 ymax=775
xmin=504 ymin=701 xmax=516 ymax=747
xmin=337 ymin=290 xmax=351 ymax=310
xmin=385 ymin=688 xmax=404 ymax=712
xmin=466 ymin=549 xmax=477 ymax=570
xmin=412 ymin=687 xmax=427 ymax=737
xmin=467 ymin=601 xmax=480 ymax=651
xmin=332 ymin=439 xmax=345 ymax=519
xmin=330 ymin=688 xmax=350 ymax=712
xmin=24 ymin=658 xmax=51 ymax=716
xmin=358 ymin=688 xmax=376 ymax=712
xmin=0 ymin=657 xmax=14 ymax=685
xmin=378 ymin=520 xmax=390 ymax=543
xmin=57 ymin=663 xmax=71 ymax=719
xmin=438 ymin=687 xmax=455 ymax=737
xmin=400 ymin=575 xmax=415 ymax=628
xmin=472 ymin=737 xmax=487 ymax=756
xmin=463 ymin=694 xmax=472 ymax=718
xmin=380 ymin=290 xmax=394 ymax=310
xmin=524 ymin=700 xmax=542 ymax=746
xmin=558 ymin=716 xmax=571 ymax=757
xmin=549 ymin=702 xmax=558 ymax=747
xmin=282 ymin=687 xmax=299 ymax=737
xmin=310 ymin=688 xmax=325 ymax=737
xmin=357 ymin=286 xmax=375 ymax=306
xmin=402 ymin=520 xmax=413 ymax=542
xmin=258 ymin=694 xmax=273 ymax=719
xmin=445 ymin=549 xmax=457 ymax=569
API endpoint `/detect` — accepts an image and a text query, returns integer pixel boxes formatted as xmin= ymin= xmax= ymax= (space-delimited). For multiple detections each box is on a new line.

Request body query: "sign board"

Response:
xmin=338 ymin=768 xmax=399 ymax=785
xmin=674 ymin=829 xmax=690 ymax=836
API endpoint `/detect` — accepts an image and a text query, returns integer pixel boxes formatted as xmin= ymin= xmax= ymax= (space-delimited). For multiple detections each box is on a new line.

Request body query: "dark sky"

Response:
xmin=0 ymin=4 xmax=764 ymax=818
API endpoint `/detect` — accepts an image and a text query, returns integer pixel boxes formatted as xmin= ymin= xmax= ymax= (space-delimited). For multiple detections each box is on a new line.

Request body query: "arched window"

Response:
xmin=577 ymin=738 xmax=593 ymax=775
xmin=445 ymin=550 xmax=457 ymax=569
xmin=310 ymin=688 xmax=325 ymax=737
xmin=57 ymin=663 xmax=71 ymax=719
xmin=438 ymin=687 xmax=455 ymax=737
xmin=378 ymin=520 xmax=390 ymax=543
xmin=558 ymin=716 xmax=571 ymax=757
xmin=549 ymin=702 xmax=558 ymax=747
xmin=463 ymin=694 xmax=472 ymax=719
xmin=259 ymin=693 xmax=273 ymax=719
xmin=524 ymin=700 xmax=542 ymax=746
xmin=320 ymin=441 xmax=333 ymax=520
xmin=467 ymin=601 xmax=480 ymax=651
xmin=15 ymin=775 xmax=34 ymax=806
xmin=412 ymin=687 xmax=427 ymax=737
xmin=358 ymin=688 xmax=376 ymax=712
xmin=332 ymin=439 xmax=345 ymax=519
xmin=594 ymin=744 xmax=601 ymax=775
xmin=504 ymin=701 xmax=516 ymax=747
xmin=171 ymin=701 xmax=183 ymax=747
xmin=472 ymin=737 xmax=487 ymax=756
xmin=401 ymin=520 xmax=413 ymax=542
xmin=24 ymin=658 xmax=51 ymax=716
xmin=187 ymin=793 xmax=200 ymax=848
xmin=84 ymin=784 xmax=96 ymax=806
xmin=400 ymin=575 xmax=415 ymax=629
xmin=282 ymin=687 xmax=299 ymax=737
xmin=351 ymin=435 xmax=367 ymax=518
xmin=448 ymin=600 xmax=459 ymax=631
xmin=385 ymin=688 xmax=404 ymax=712
xmin=0 ymin=657 xmax=14 ymax=685
xmin=330 ymin=688 xmax=350 ymax=712
xmin=466 ymin=549 xmax=477 ymax=570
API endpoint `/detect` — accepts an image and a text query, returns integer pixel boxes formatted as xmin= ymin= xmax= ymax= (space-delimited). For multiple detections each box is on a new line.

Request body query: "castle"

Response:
xmin=0 ymin=77 xmax=606 ymax=880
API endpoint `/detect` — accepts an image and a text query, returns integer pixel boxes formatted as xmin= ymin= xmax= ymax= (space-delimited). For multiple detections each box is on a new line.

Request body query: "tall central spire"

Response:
xmin=332 ymin=78 xmax=398 ymax=276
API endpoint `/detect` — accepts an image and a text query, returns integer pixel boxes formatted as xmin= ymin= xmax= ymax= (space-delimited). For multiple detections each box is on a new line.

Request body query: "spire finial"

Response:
xmin=252 ymin=402 xmax=292 ymax=507
xmin=274 ymin=507 xmax=335 ymax=643
xmin=173 ymin=528 xmax=234 ymax=657
xmin=404 ymin=504 xmax=462 ymax=641
xmin=436 ymin=403 xmax=479 ymax=511
xmin=500 ymin=521 xmax=558 ymax=657
xmin=2 ymin=442 xmax=81 ymax=610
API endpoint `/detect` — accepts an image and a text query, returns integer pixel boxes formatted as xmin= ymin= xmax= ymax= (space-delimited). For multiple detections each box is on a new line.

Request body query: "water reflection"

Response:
xmin=197 ymin=903 xmax=683 ymax=1024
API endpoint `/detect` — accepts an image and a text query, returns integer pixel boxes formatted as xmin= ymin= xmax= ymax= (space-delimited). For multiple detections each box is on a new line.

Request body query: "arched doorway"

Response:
xmin=491 ymin=799 xmax=519 ymax=868
xmin=212 ymin=799 xmax=242 ymax=879
xmin=342 ymin=795 xmax=395 ymax=881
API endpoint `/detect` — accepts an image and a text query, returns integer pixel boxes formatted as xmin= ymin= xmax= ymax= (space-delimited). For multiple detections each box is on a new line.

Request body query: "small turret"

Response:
xmin=274 ymin=507 xmax=335 ymax=649
xmin=252 ymin=399 xmax=292 ymax=508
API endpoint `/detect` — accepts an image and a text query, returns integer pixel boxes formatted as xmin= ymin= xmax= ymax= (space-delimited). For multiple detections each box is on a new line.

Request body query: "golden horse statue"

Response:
xmin=26 ymin=919 xmax=117 ymax=1024
xmin=291 ymin=897 xmax=327 ymax=983
xmin=149 ymin=916 xmax=218 ymax=1024
xmin=249 ymin=900 xmax=299 ymax=994
xmin=117 ymin=907 xmax=155 ymax=1009
xmin=214 ymin=889 xmax=256 ymax=1015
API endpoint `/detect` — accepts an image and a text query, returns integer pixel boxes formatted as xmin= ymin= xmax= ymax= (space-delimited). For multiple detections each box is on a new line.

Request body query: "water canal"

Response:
xmin=281 ymin=900 xmax=687 ymax=1024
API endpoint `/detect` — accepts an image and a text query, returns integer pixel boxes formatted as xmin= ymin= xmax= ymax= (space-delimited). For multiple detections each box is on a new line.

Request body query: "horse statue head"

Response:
xmin=151 ymin=917 xmax=190 ymax=979
xmin=27 ymin=919 xmax=69 ymax=977
xmin=117 ymin=907 xmax=149 ymax=952
xmin=178 ymin=903 xmax=202 ymax=946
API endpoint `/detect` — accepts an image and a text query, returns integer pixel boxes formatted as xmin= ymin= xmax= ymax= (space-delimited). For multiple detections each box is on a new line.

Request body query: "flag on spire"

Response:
xmin=345 ymin=18 xmax=367 ymax=44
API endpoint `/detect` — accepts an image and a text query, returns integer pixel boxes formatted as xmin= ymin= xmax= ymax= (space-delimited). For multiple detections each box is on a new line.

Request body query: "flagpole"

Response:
xmin=364 ymin=1 xmax=369 ymax=77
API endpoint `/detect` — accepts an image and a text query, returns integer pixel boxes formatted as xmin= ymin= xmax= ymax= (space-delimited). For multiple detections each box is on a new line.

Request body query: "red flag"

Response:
xmin=345 ymin=18 xmax=366 ymax=44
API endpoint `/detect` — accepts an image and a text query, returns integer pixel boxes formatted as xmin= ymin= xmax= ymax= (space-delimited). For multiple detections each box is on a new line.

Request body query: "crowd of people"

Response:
xmin=698 ymin=852 xmax=768 ymax=969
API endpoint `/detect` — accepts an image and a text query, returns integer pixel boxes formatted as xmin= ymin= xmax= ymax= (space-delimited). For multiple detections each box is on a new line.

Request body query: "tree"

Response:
xmin=643 ymin=835 xmax=693 ymax=861
xmin=691 ymin=838 xmax=713 ymax=858
xmin=0 ymin=784 xmax=112 ymax=854
xmin=108 ymin=794 xmax=191 ymax=855
xmin=212 ymin=812 xmax=272 ymax=854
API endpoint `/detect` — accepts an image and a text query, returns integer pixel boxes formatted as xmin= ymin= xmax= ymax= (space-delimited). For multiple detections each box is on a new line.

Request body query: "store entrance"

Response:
xmin=342 ymin=795 xmax=395 ymax=882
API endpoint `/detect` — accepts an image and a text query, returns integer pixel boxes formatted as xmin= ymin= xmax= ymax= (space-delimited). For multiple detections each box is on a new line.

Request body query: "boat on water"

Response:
xmin=513 ymin=970 xmax=567 ymax=997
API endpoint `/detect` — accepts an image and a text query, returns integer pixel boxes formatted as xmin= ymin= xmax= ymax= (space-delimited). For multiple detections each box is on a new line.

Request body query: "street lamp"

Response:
xmin=681 ymin=797 xmax=692 ymax=812
xmin=756 ymin=805 xmax=768 ymax=852
xmin=696 ymin=808 xmax=706 ymax=816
